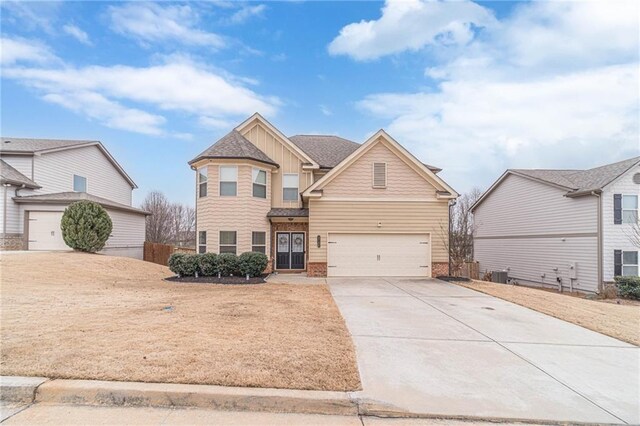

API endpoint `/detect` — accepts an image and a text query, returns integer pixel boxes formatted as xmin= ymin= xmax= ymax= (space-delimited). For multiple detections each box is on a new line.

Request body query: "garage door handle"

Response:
xmin=51 ymin=231 xmax=55 ymax=236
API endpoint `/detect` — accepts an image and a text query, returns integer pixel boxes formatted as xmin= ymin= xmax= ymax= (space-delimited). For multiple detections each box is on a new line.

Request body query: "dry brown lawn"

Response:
xmin=0 ymin=252 xmax=361 ymax=391
xmin=456 ymin=280 xmax=640 ymax=346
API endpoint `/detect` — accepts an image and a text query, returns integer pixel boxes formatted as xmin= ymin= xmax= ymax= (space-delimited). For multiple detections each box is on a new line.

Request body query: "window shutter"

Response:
xmin=613 ymin=194 xmax=622 ymax=224
xmin=373 ymin=163 xmax=386 ymax=188
xmin=614 ymin=250 xmax=622 ymax=276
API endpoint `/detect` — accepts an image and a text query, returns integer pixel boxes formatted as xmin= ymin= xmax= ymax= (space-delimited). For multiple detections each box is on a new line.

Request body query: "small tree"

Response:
xmin=61 ymin=201 xmax=113 ymax=252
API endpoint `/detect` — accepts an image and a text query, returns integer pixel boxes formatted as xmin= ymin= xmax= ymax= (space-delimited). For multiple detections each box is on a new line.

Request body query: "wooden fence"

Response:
xmin=458 ymin=261 xmax=480 ymax=280
xmin=143 ymin=242 xmax=196 ymax=266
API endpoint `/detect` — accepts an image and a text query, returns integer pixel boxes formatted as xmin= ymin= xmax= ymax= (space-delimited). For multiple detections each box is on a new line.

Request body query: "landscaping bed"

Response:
xmin=0 ymin=252 xmax=361 ymax=391
xmin=165 ymin=275 xmax=266 ymax=284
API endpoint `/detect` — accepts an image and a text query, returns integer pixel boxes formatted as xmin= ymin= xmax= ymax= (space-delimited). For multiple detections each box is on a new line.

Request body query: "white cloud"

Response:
xmin=353 ymin=1 xmax=640 ymax=193
xmin=63 ymin=24 xmax=92 ymax=46
xmin=4 ymin=54 xmax=280 ymax=136
xmin=319 ymin=105 xmax=332 ymax=116
xmin=108 ymin=3 xmax=225 ymax=48
xmin=0 ymin=37 xmax=57 ymax=65
xmin=328 ymin=0 xmax=496 ymax=60
xmin=228 ymin=4 xmax=266 ymax=25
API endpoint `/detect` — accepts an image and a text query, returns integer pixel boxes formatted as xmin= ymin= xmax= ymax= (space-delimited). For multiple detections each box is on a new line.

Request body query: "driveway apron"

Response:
xmin=328 ymin=277 xmax=639 ymax=424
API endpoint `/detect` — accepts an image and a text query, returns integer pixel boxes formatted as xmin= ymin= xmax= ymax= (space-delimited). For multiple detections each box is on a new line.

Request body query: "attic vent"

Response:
xmin=634 ymin=173 xmax=640 ymax=184
xmin=4 ymin=140 xmax=10 ymax=144
xmin=372 ymin=162 xmax=387 ymax=188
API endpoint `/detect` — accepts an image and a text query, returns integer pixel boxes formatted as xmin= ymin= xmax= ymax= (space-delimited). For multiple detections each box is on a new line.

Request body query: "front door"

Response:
xmin=276 ymin=232 xmax=305 ymax=270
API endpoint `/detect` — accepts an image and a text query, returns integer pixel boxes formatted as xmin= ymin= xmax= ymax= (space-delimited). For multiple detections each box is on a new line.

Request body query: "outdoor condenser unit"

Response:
xmin=491 ymin=270 xmax=508 ymax=284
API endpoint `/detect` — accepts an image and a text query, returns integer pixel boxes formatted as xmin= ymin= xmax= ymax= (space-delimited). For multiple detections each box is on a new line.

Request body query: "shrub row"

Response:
xmin=614 ymin=275 xmax=640 ymax=300
xmin=168 ymin=252 xmax=268 ymax=278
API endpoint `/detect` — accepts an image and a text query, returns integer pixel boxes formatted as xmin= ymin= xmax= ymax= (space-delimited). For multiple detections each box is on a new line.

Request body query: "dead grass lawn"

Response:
xmin=0 ymin=252 xmax=360 ymax=391
xmin=456 ymin=280 xmax=640 ymax=346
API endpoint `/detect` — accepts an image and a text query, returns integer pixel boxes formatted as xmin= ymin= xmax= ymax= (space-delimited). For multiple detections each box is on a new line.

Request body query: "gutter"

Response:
xmin=593 ymin=190 xmax=603 ymax=293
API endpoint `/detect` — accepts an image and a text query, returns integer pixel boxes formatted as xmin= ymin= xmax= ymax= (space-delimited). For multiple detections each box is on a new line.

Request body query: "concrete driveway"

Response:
xmin=328 ymin=277 xmax=639 ymax=425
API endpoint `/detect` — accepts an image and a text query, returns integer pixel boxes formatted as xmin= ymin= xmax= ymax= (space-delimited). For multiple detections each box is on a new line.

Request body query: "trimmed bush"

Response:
xmin=181 ymin=254 xmax=200 ymax=277
xmin=238 ymin=252 xmax=268 ymax=277
xmin=168 ymin=252 xmax=187 ymax=276
xmin=60 ymin=200 xmax=112 ymax=253
xmin=217 ymin=253 xmax=239 ymax=276
xmin=199 ymin=252 xmax=218 ymax=276
xmin=615 ymin=275 xmax=640 ymax=300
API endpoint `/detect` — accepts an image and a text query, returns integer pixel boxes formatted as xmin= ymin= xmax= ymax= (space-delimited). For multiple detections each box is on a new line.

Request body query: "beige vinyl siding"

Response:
xmin=322 ymin=141 xmax=438 ymax=199
xmin=196 ymin=163 xmax=271 ymax=255
xmin=32 ymin=146 xmax=132 ymax=205
xmin=309 ymin=199 xmax=448 ymax=263
xmin=240 ymin=122 xmax=312 ymax=208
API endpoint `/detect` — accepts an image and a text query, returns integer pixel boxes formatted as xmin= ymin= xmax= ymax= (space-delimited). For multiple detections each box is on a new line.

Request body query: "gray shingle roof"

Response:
xmin=189 ymin=130 xmax=278 ymax=167
xmin=511 ymin=156 xmax=640 ymax=194
xmin=0 ymin=137 xmax=94 ymax=153
xmin=0 ymin=159 xmax=40 ymax=188
xmin=13 ymin=192 xmax=150 ymax=215
xmin=288 ymin=135 xmax=361 ymax=169
xmin=267 ymin=208 xmax=309 ymax=217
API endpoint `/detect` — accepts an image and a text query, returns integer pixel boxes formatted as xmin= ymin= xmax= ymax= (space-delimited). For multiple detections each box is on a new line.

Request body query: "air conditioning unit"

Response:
xmin=491 ymin=270 xmax=508 ymax=284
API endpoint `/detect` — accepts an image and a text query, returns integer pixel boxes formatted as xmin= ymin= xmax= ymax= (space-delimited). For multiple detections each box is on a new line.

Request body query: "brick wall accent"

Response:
xmin=0 ymin=234 xmax=24 ymax=251
xmin=431 ymin=262 xmax=449 ymax=277
xmin=271 ymin=222 xmax=309 ymax=271
xmin=307 ymin=262 xmax=327 ymax=277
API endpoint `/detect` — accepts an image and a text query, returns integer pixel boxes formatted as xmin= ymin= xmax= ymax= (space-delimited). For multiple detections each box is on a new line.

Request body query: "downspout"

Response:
xmin=448 ymin=199 xmax=457 ymax=277
xmin=592 ymin=190 xmax=603 ymax=293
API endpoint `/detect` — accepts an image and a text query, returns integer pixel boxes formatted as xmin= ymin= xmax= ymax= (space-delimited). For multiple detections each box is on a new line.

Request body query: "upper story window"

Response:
xmin=73 ymin=175 xmax=87 ymax=192
xmin=622 ymin=251 xmax=638 ymax=276
xmin=372 ymin=163 xmax=387 ymax=188
xmin=283 ymin=173 xmax=299 ymax=202
xmin=253 ymin=169 xmax=267 ymax=199
xmin=220 ymin=166 xmax=238 ymax=196
xmin=622 ymin=195 xmax=638 ymax=223
xmin=198 ymin=167 xmax=208 ymax=198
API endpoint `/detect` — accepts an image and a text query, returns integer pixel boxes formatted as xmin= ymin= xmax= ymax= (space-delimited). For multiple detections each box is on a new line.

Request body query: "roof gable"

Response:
xmin=0 ymin=159 xmax=40 ymax=188
xmin=189 ymin=130 xmax=278 ymax=167
xmin=303 ymin=130 xmax=458 ymax=198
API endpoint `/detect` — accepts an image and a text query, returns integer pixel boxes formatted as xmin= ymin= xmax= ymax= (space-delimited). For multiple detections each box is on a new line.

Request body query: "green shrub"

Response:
xmin=181 ymin=254 xmax=200 ymax=277
xmin=60 ymin=200 xmax=112 ymax=253
xmin=615 ymin=276 xmax=640 ymax=300
xmin=168 ymin=252 xmax=187 ymax=276
xmin=199 ymin=252 xmax=218 ymax=276
xmin=217 ymin=253 xmax=239 ymax=276
xmin=238 ymin=252 xmax=268 ymax=277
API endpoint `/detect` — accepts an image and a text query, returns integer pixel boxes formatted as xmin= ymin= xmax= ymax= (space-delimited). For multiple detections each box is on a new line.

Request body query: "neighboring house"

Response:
xmin=0 ymin=137 xmax=148 ymax=259
xmin=189 ymin=113 xmax=457 ymax=277
xmin=471 ymin=156 xmax=640 ymax=293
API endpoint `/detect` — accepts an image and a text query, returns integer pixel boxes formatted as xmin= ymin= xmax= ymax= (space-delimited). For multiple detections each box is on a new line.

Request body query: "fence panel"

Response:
xmin=460 ymin=261 xmax=479 ymax=279
xmin=143 ymin=242 xmax=194 ymax=266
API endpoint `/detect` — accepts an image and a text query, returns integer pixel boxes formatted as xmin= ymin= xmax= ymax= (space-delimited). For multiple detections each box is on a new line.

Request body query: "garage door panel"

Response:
xmin=28 ymin=211 xmax=70 ymax=251
xmin=328 ymin=233 xmax=430 ymax=277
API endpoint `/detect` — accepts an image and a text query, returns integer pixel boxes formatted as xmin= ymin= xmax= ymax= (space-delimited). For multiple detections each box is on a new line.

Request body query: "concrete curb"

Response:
xmin=0 ymin=376 xmax=48 ymax=403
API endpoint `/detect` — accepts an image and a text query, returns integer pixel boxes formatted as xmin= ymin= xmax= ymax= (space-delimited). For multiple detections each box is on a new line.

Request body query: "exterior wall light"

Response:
xmin=317 ymin=235 xmax=321 ymax=248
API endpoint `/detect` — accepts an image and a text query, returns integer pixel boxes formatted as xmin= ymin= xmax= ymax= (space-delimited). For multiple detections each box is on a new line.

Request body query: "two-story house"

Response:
xmin=471 ymin=156 xmax=640 ymax=293
xmin=0 ymin=138 xmax=148 ymax=258
xmin=189 ymin=113 xmax=457 ymax=277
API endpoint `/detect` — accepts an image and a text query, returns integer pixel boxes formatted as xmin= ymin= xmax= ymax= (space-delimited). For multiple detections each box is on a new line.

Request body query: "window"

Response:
xmin=219 ymin=166 xmax=237 ymax=196
xmin=219 ymin=231 xmax=237 ymax=254
xmin=623 ymin=251 xmax=638 ymax=277
xmin=198 ymin=231 xmax=207 ymax=254
xmin=73 ymin=175 xmax=87 ymax=192
xmin=252 ymin=231 xmax=266 ymax=253
xmin=372 ymin=163 xmax=387 ymax=188
xmin=283 ymin=173 xmax=299 ymax=201
xmin=252 ymin=169 xmax=267 ymax=198
xmin=198 ymin=167 xmax=207 ymax=198
xmin=622 ymin=195 xmax=638 ymax=224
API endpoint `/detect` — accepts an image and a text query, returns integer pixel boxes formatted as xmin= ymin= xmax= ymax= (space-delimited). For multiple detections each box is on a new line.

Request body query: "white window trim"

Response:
xmin=252 ymin=231 xmax=267 ymax=253
xmin=622 ymin=250 xmax=639 ymax=277
xmin=198 ymin=167 xmax=208 ymax=198
xmin=72 ymin=174 xmax=88 ymax=192
xmin=219 ymin=231 xmax=237 ymax=254
xmin=622 ymin=194 xmax=638 ymax=224
xmin=282 ymin=173 xmax=299 ymax=202
xmin=198 ymin=231 xmax=207 ymax=254
xmin=219 ymin=165 xmax=238 ymax=197
xmin=372 ymin=162 xmax=387 ymax=189
xmin=252 ymin=168 xmax=267 ymax=199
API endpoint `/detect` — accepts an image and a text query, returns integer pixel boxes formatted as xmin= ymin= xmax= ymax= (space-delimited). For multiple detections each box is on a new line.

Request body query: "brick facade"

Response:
xmin=0 ymin=234 xmax=24 ymax=251
xmin=307 ymin=262 xmax=327 ymax=277
xmin=431 ymin=262 xmax=449 ymax=277
xmin=270 ymin=221 xmax=309 ymax=271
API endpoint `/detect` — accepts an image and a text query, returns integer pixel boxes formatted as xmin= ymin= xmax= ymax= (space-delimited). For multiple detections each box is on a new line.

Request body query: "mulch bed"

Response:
xmin=165 ymin=275 xmax=266 ymax=284
xmin=436 ymin=275 xmax=472 ymax=282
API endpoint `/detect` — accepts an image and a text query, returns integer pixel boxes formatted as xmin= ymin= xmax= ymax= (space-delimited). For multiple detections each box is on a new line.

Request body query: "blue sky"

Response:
xmin=2 ymin=0 xmax=638 ymax=206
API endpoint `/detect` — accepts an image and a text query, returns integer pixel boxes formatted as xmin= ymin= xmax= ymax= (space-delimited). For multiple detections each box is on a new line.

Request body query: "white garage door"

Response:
xmin=327 ymin=233 xmax=431 ymax=277
xmin=28 ymin=211 xmax=70 ymax=251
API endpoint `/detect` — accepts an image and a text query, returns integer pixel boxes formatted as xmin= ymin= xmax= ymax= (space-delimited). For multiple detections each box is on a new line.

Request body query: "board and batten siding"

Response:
xmin=240 ymin=122 xmax=313 ymax=208
xmin=196 ymin=163 xmax=271 ymax=255
xmin=32 ymin=146 xmax=133 ymax=205
xmin=602 ymin=163 xmax=640 ymax=282
xmin=473 ymin=173 xmax=599 ymax=292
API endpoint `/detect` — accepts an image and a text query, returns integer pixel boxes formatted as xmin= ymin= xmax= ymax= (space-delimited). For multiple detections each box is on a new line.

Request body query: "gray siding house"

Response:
xmin=471 ymin=156 xmax=639 ymax=294
xmin=0 ymin=138 xmax=148 ymax=258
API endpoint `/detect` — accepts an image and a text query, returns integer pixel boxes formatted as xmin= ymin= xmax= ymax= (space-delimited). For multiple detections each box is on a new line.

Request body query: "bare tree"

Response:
xmin=141 ymin=191 xmax=195 ymax=247
xmin=440 ymin=187 xmax=483 ymax=277
xmin=627 ymin=221 xmax=640 ymax=249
